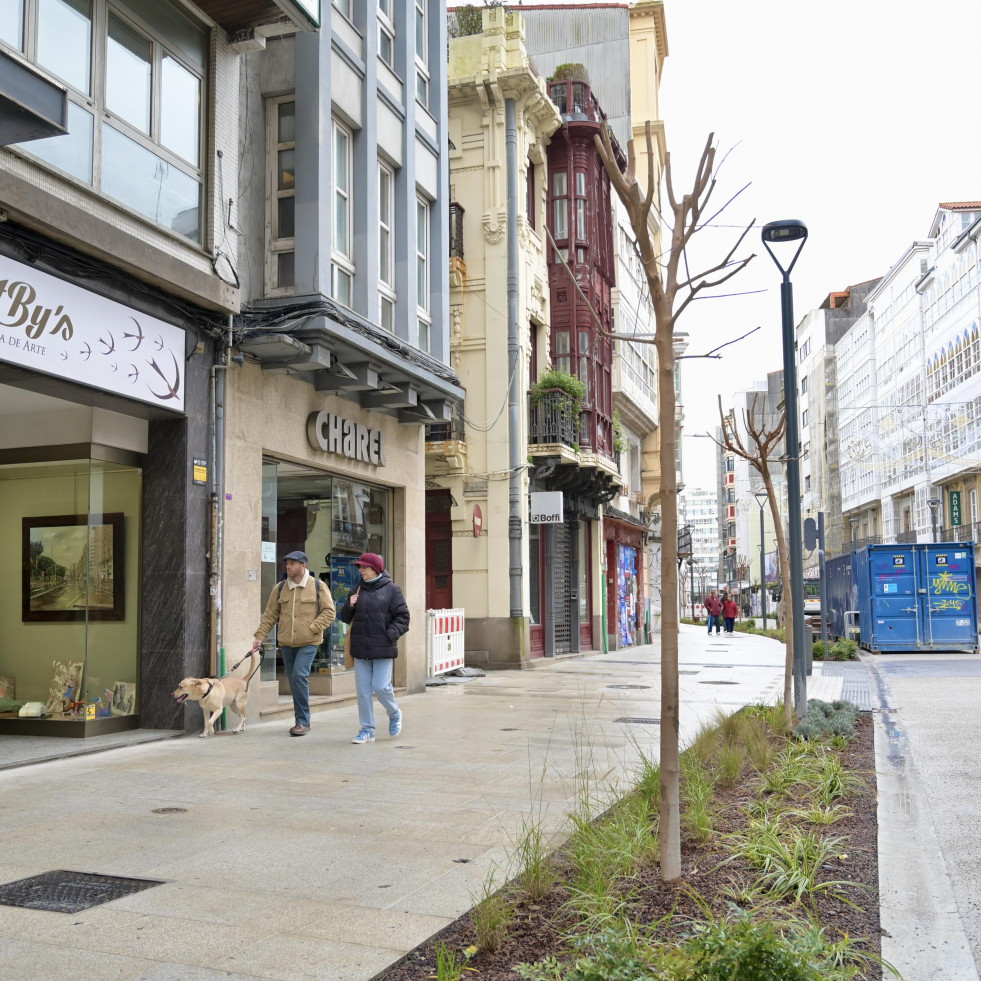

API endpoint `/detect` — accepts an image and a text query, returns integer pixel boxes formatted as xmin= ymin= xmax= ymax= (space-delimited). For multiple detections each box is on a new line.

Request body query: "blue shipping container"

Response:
xmin=827 ymin=543 xmax=978 ymax=653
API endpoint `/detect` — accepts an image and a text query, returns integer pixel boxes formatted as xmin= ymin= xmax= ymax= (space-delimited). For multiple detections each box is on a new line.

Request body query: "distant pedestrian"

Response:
xmin=723 ymin=595 xmax=739 ymax=634
xmin=704 ymin=590 xmax=722 ymax=636
xmin=339 ymin=552 xmax=409 ymax=745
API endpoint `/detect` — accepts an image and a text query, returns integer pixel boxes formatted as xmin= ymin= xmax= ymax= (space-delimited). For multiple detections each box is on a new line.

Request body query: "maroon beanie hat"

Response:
xmin=354 ymin=552 xmax=385 ymax=574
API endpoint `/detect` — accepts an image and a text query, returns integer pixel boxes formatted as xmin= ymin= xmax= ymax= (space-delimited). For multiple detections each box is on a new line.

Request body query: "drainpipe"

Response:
xmin=506 ymin=98 xmax=522 ymax=619
xmin=210 ymin=316 xmax=232 ymax=694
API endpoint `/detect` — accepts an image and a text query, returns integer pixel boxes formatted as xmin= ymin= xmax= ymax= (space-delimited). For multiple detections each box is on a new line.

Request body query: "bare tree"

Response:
xmin=718 ymin=394 xmax=794 ymax=724
xmin=595 ymin=125 xmax=754 ymax=882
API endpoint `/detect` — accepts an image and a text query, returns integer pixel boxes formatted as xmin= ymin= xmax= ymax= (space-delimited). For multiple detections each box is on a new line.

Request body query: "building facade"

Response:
xmin=837 ymin=203 xmax=981 ymax=565
xmin=223 ymin=0 xmax=462 ymax=707
xmin=0 ymin=0 xmax=308 ymax=735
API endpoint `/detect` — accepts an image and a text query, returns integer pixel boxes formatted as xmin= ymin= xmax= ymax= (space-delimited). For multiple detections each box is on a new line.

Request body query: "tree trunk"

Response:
xmin=654 ymin=298 xmax=681 ymax=882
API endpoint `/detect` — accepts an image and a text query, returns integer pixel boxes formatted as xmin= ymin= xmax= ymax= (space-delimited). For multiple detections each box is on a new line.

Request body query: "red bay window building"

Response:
xmin=527 ymin=77 xmax=622 ymax=655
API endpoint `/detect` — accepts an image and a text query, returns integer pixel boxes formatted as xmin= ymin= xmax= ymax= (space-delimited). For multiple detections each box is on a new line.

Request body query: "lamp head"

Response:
xmin=761 ymin=219 xmax=808 ymax=277
xmin=754 ymin=491 xmax=769 ymax=508
xmin=761 ymin=220 xmax=807 ymax=243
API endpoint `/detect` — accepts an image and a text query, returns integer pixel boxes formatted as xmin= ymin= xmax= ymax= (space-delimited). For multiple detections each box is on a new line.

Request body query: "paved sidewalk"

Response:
xmin=0 ymin=628 xmax=975 ymax=981
xmin=0 ymin=626 xmax=787 ymax=981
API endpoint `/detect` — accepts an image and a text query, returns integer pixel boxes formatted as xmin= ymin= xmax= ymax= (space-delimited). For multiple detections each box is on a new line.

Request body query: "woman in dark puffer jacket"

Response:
xmin=338 ymin=552 xmax=409 ymax=744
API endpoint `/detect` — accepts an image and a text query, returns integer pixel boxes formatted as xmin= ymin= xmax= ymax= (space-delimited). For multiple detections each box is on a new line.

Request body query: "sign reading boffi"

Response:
xmin=529 ymin=491 xmax=563 ymax=524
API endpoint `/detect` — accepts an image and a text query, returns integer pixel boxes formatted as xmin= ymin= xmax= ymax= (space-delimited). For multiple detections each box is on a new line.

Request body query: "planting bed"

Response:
xmin=377 ymin=711 xmax=882 ymax=980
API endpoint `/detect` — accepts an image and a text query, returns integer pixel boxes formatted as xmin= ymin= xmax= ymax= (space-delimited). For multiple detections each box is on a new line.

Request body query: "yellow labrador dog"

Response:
xmin=172 ymin=651 xmax=260 ymax=737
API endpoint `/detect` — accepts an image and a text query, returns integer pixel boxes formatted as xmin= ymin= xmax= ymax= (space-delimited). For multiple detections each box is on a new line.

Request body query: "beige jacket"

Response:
xmin=254 ymin=574 xmax=336 ymax=648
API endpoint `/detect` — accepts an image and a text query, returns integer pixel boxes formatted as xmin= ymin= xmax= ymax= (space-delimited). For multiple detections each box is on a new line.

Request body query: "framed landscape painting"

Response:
xmin=22 ymin=514 xmax=125 ymax=622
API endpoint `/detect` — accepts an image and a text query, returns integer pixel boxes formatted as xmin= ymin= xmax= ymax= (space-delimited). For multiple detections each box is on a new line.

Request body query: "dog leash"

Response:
xmin=226 ymin=650 xmax=263 ymax=690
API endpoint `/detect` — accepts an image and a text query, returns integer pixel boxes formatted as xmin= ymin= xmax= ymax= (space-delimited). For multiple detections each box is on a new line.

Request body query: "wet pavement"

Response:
xmin=0 ymin=627 xmax=977 ymax=980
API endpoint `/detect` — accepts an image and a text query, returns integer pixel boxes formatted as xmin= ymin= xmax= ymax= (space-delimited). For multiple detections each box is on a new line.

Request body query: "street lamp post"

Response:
xmin=754 ymin=491 xmax=769 ymax=629
xmin=928 ymin=498 xmax=941 ymax=542
xmin=762 ymin=219 xmax=808 ymax=715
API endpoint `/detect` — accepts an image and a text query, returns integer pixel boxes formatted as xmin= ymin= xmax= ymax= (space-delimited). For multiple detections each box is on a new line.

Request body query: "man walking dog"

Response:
xmin=252 ymin=550 xmax=335 ymax=736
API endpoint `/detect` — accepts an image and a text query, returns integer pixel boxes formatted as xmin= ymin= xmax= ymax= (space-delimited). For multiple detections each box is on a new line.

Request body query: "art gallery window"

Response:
xmin=0 ymin=453 xmax=142 ymax=735
xmin=260 ymin=461 xmax=391 ymax=686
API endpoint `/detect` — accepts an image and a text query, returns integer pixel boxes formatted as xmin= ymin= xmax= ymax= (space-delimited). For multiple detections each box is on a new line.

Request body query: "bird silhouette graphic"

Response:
xmin=79 ymin=343 xmax=92 ymax=361
xmin=128 ymin=365 xmax=139 ymax=383
xmin=123 ymin=317 xmax=145 ymax=351
xmin=147 ymin=350 xmax=181 ymax=401
xmin=98 ymin=332 xmax=116 ymax=355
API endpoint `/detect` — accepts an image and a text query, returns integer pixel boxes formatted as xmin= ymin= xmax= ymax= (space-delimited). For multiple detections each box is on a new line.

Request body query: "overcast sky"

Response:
xmin=655 ymin=0 xmax=981 ymax=491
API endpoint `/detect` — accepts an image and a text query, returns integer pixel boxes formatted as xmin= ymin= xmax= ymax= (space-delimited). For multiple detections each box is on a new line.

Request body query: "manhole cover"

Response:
xmin=699 ymin=680 xmax=739 ymax=685
xmin=606 ymin=684 xmax=651 ymax=690
xmin=151 ymin=807 xmax=187 ymax=814
xmin=0 ymin=871 xmax=164 ymax=913
xmin=614 ymin=717 xmax=660 ymax=725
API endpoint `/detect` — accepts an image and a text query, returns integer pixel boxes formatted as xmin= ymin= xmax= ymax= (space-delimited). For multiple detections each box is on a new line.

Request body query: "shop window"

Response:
xmin=266 ymin=96 xmax=296 ymax=295
xmin=1 ymin=457 xmax=142 ymax=733
xmin=12 ymin=0 xmax=206 ymax=243
xmin=260 ymin=463 xmax=392 ymax=678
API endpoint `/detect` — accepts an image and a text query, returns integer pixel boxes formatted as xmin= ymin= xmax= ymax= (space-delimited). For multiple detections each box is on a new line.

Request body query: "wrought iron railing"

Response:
xmin=939 ymin=523 xmax=977 ymax=543
xmin=547 ymin=80 xmax=604 ymax=123
xmin=529 ymin=390 xmax=578 ymax=448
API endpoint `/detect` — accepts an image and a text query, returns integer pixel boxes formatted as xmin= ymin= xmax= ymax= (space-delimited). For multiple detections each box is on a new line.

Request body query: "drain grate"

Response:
xmin=614 ymin=717 xmax=660 ymax=725
xmin=0 ymin=871 xmax=165 ymax=913
xmin=606 ymin=684 xmax=651 ymax=690
xmin=151 ymin=807 xmax=186 ymax=815
xmin=699 ymin=680 xmax=739 ymax=685
xmin=679 ymin=670 xmax=700 ymax=675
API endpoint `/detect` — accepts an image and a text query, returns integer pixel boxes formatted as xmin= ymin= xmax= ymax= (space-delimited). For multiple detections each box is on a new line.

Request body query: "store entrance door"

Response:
xmin=425 ymin=490 xmax=453 ymax=610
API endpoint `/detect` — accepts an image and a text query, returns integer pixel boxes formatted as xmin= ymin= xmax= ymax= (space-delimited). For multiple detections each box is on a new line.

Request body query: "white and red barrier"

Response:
xmin=427 ymin=608 xmax=465 ymax=676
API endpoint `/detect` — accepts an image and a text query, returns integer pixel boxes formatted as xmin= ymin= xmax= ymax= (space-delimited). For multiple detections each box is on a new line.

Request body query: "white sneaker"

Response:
xmin=352 ymin=729 xmax=375 ymax=744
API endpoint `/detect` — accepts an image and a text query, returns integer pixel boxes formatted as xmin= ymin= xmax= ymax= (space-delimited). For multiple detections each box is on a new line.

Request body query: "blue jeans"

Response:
xmin=707 ymin=615 xmax=721 ymax=635
xmin=354 ymin=657 xmax=400 ymax=735
xmin=281 ymin=644 xmax=318 ymax=726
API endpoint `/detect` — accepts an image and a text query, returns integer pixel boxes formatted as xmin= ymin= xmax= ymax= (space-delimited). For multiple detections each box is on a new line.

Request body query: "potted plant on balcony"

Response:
xmin=530 ymin=368 xmax=585 ymax=413
xmin=530 ymin=368 xmax=585 ymax=449
xmin=613 ymin=410 xmax=626 ymax=456
xmin=548 ymin=62 xmax=589 ymax=83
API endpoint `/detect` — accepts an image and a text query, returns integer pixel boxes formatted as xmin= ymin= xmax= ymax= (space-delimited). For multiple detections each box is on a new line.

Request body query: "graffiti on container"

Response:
xmin=931 ymin=572 xmax=969 ymax=596
xmin=932 ymin=597 xmax=966 ymax=612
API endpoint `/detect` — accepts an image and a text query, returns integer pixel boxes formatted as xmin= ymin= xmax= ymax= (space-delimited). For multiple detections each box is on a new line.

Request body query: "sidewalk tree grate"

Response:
xmin=0 ymin=870 xmax=164 ymax=913
xmin=615 ymin=717 xmax=660 ymax=725
xmin=606 ymin=684 xmax=651 ymax=690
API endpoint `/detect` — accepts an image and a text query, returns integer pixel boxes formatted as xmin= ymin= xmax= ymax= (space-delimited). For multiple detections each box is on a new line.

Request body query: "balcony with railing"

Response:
xmin=939 ymin=522 xmax=979 ymax=543
xmin=529 ymin=390 xmax=578 ymax=453
xmin=425 ymin=408 xmax=466 ymax=473
xmin=547 ymin=80 xmax=605 ymax=124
